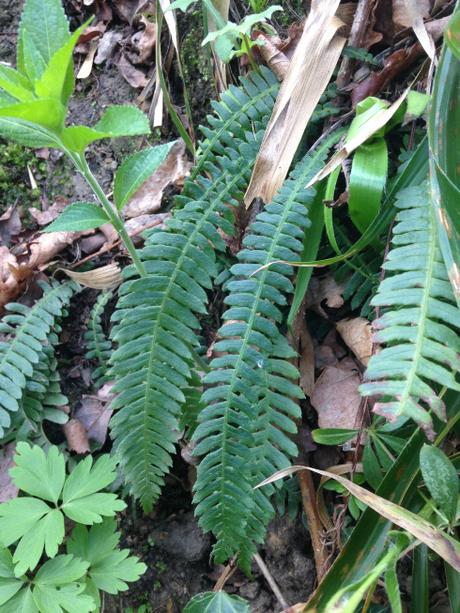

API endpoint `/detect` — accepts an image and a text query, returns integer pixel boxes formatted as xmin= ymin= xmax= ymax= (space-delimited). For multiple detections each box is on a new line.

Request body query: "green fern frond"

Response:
xmin=360 ymin=185 xmax=460 ymax=438
xmin=109 ymin=70 xmax=278 ymax=511
xmin=191 ymin=67 xmax=279 ymax=179
xmin=0 ymin=280 xmax=77 ymax=437
xmin=192 ymin=138 xmax=335 ymax=568
xmin=84 ymin=290 xmax=113 ymax=386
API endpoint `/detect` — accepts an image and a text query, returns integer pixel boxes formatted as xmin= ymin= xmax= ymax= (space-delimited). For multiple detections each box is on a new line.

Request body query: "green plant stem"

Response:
xmin=69 ymin=152 xmax=146 ymax=277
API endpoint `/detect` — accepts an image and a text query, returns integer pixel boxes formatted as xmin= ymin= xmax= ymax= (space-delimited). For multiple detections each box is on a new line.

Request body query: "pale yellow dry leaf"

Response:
xmin=392 ymin=0 xmax=435 ymax=59
xmin=61 ymin=263 xmax=122 ymax=289
xmin=244 ymin=0 xmax=346 ymax=207
xmin=28 ymin=231 xmax=77 ymax=268
xmin=77 ymin=39 xmax=99 ymax=79
xmin=64 ymin=418 xmax=90 ymax=454
xmin=336 ymin=317 xmax=372 ymax=366
xmin=306 ymin=89 xmax=410 ymax=187
xmin=310 ymin=364 xmax=362 ymax=430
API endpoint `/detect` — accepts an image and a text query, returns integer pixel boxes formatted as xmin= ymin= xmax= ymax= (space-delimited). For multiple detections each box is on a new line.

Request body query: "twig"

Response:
xmin=213 ymin=556 xmax=237 ymax=592
xmin=254 ymin=553 xmax=289 ymax=610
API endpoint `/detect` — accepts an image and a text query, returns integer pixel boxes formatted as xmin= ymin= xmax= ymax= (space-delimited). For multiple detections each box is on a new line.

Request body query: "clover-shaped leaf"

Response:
xmin=68 ymin=521 xmax=146 ymax=594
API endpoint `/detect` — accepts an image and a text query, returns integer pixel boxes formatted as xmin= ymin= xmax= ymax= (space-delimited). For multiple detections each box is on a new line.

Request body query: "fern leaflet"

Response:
xmin=85 ymin=290 xmax=113 ymax=386
xmin=360 ymin=185 xmax=460 ymax=438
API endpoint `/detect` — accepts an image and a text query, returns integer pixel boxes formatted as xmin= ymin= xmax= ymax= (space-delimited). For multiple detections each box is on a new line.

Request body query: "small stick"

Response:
xmin=213 ymin=556 xmax=237 ymax=592
xmin=254 ymin=553 xmax=289 ymax=610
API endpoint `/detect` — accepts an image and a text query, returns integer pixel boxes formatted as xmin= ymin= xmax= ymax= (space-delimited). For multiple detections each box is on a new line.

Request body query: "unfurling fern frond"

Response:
xmin=192 ymin=136 xmax=337 ymax=569
xmin=85 ymin=290 xmax=113 ymax=386
xmin=360 ymin=185 xmax=460 ymax=439
xmin=0 ymin=280 xmax=77 ymax=437
xmin=109 ymin=70 xmax=279 ymax=511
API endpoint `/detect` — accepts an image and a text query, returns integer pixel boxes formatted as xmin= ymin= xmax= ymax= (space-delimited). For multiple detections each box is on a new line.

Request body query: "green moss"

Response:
xmin=0 ymin=141 xmax=41 ymax=213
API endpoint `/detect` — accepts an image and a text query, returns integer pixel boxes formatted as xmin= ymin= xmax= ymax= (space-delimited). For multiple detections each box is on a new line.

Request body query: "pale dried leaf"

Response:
xmin=306 ymin=276 xmax=344 ymax=318
xmin=311 ymin=365 xmax=361 ymax=430
xmin=299 ymin=326 xmax=315 ymax=397
xmin=27 ymin=231 xmax=78 ymax=268
xmin=29 ymin=198 xmax=67 ymax=226
xmin=74 ymin=393 xmax=113 ymax=446
xmin=244 ymin=0 xmax=346 ymax=206
xmin=64 ymin=418 xmax=91 ymax=454
xmin=307 ymin=89 xmax=410 ymax=187
xmin=128 ymin=15 xmax=156 ymax=64
xmin=61 ymin=263 xmax=122 ymax=289
xmin=118 ymin=53 xmax=149 ymax=88
xmin=0 ymin=206 xmax=21 ymax=245
xmin=0 ymin=443 xmax=18 ymax=502
xmin=125 ymin=212 xmax=170 ymax=239
xmin=255 ymin=33 xmax=290 ymax=80
xmin=77 ymin=39 xmax=99 ymax=79
xmin=123 ymin=140 xmax=192 ymax=218
xmin=336 ymin=317 xmax=372 ymax=366
xmin=0 ymin=247 xmax=20 ymax=308
xmin=393 ymin=0 xmax=435 ymax=59
xmin=95 ymin=30 xmax=123 ymax=65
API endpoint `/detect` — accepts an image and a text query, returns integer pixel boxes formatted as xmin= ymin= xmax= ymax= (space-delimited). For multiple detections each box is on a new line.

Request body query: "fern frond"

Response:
xmin=110 ymin=70 xmax=278 ymax=511
xmin=360 ymin=185 xmax=460 ymax=438
xmin=192 ymin=138 xmax=335 ymax=568
xmin=0 ymin=280 xmax=77 ymax=437
xmin=84 ymin=290 xmax=113 ymax=386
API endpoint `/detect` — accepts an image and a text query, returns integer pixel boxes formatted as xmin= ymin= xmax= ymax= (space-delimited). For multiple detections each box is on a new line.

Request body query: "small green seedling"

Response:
xmin=0 ymin=442 xmax=146 ymax=612
xmin=0 ymin=0 xmax=175 ymax=278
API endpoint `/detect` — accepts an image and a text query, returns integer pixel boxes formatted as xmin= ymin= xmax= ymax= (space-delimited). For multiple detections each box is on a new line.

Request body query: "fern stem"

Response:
xmin=68 ymin=153 xmax=146 ymax=277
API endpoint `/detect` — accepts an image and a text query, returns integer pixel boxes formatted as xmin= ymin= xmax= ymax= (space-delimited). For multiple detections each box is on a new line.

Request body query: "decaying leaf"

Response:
xmin=118 ymin=52 xmax=149 ymax=88
xmin=336 ymin=317 xmax=372 ymax=366
xmin=27 ymin=231 xmax=79 ymax=268
xmin=123 ymin=140 xmax=192 ymax=218
xmin=244 ymin=0 xmax=346 ymax=206
xmin=0 ymin=206 xmax=21 ymax=246
xmin=73 ymin=383 xmax=114 ymax=447
xmin=61 ymin=263 xmax=122 ymax=289
xmin=77 ymin=39 xmax=100 ymax=79
xmin=0 ymin=443 xmax=18 ymax=503
xmin=0 ymin=247 xmax=28 ymax=309
xmin=306 ymin=276 xmax=345 ymax=318
xmin=64 ymin=418 xmax=91 ymax=454
xmin=29 ymin=197 xmax=68 ymax=226
xmin=393 ymin=0 xmax=434 ymax=59
xmin=94 ymin=30 xmax=123 ymax=65
xmin=127 ymin=15 xmax=156 ymax=64
xmin=254 ymin=33 xmax=290 ymax=80
xmin=310 ymin=362 xmax=362 ymax=430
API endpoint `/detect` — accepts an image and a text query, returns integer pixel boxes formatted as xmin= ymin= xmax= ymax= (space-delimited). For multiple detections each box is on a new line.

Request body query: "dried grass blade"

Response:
xmin=60 ymin=263 xmax=122 ymax=289
xmin=244 ymin=0 xmax=346 ymax=207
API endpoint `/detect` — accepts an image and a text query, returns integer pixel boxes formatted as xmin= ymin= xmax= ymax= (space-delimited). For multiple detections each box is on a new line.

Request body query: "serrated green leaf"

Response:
xmin=0 ymin=98 xmax=65 ymax=132
xmin=114 ymin=142 xmax=176 ymax=211
xmin=0 ymin=116 xmax=59 ymax=147
xmin=89 ymin=550 xmax=146 ymax=594
xmin=312 ymin=428 xmax=358 ymax=445
xmin=43 ymin=203 xmax=110 ymax=233
xmin=18 ymin=0 xmax=70 ymax=80
xmin=0 ymin=65 xmax=34 ymax=102
xmin=67 ymin=520 xmax=119 ymax=565
xmin=60 ymin=105 xmax=150 ymax=153
xmin=184 ymin=591 xmax=250 ymax=613
xmin=62 ymin=454 xmax=118 ymax=503
xmin=32 ymin=582 xmax=95 ymax=613
xmin=34 ymin=22 xmax=90 ymax=103
xmin=0 ymin=498 xmax=51 ymax=548
xmin=10 ymin=443 xmax=65 ymax=503
xmin=34 ymin=555 xmax=89 ymax=586
xmin=420 ymin=444 xmax=459 ymax=523
xmin=62 ymin=494 xmax=126 ymax=525
xmin=1 ymin=587 xmax=37 ymax=613
xmin=0 ymin=549 xmax=24 ymax=606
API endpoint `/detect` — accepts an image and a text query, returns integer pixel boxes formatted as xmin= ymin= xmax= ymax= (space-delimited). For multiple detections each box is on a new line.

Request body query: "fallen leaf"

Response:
xmin=94 ymin=30 xmax=123 ymax=64
xmin=244 ymin=0 xmax=346 ymax=206
xmin=77 ymin=39 xmax=99 ymax=79
xmin=27 ymin=231 xmax=79 ymax=268
xmin=315 ymin=329 xmax=347 ymax=369
xmin=61 ymin=263 xmax=122 ymax=289
xmin=123 ymin=140 xmax=192 ymax=218
xmin=128 ymin=15 xmax=156 ymax=64
xmin=392 ymin=0 xmax=434 ymax=59
xmin=0 ymin=443 xmax=18 ymax=503
xmin=73 ymin=387 xmax=114 ymax=447
xmin=306 ymin=276 xmax=345 ymax=318
xmin=254 ymin=33 xmax=290 ymax=80
xmin=310 ymin=364 xmax=362 ymax=430
xmin=114 ymin=0 xmax=152 ymax=24
xmin=336 ymin=317 xmax=373 ymax=366
xmin=299 ymin=325 xmax=315 ymax=397
xmin=29 ymin=197 xmax=67 ymax=226
xmin=125 ymin=212 xmax=171 ymax=239
xmin=0 ymin=247 xmax=21 ymax=309
xmin=118 ymin=52 xmax=149 ymax=88
xmin=0 ymin=207 xmax=21 ymax=246
xmin=76 ymin=22 xmax=106 ymax=47
xmin=64 ymin=418 xmax=91 ymax=454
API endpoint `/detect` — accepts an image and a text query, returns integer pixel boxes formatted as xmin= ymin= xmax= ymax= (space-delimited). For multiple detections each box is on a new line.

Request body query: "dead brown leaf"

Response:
xmin=61 ymin=263 xmax=122 ymax=289
xmin=0 ymin=443 xmax=18 ymax=503
xmin=113 ymin=0 xmax=152 ymax=24
xmin=64 ymin=418 xmax=91 ymax=454
xmin=254 ymin=33 xmax=290 ymax=80
xmin=392 ymin=0 xmax=434 ymax=58
xmin=94 ymin=30 xmax=123 ymax=65
xmin=73 ymin=385 xmax=114 ymax=447
xmin=244 ymin=0 xmax=346 ymax=206
xmin=27 ymin=231 xmax=79 ymax=269
xmin=0 ymin=207 xmax=21 ymax=246
xmin=310 ymin=363 xmax=362 ymax=430
xmin=336 ymin=317 xmax=373 ymax=366
xmin=77 ymin=39 xmax=99 ymax=79
xmin=306 ymin=276 xmax=345 ymax=318
xmin=118 ymin=52 xmax=149 ymax=88
xmin=299 ymin=325 xmax=315 ymax=397
xmin=123 ymin=140 xmax=192 ymax=218
xmin=29 ymin=197 xmax=67 ymax=226
xmin=127 ymin=15 xmax=156 ymax=64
